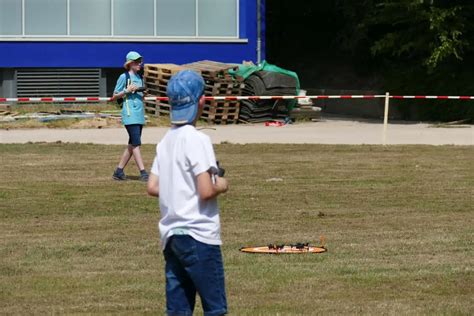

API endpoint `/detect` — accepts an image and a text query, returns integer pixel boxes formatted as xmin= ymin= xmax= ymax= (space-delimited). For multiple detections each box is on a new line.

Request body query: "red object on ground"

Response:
xmin=265 ymin=121 xmax=285 ymax=127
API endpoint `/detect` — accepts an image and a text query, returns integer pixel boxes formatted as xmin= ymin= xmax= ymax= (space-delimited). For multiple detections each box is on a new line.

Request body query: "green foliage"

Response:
xmin=369 ymin=2 xmax=469 ymax=71
xmin=425 ymin=6 xmax=468 ymax=69
xmin=335 ymin=0 xmax=474 ymax=120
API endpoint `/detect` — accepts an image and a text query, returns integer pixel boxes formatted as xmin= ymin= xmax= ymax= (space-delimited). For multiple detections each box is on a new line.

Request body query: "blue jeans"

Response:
xmin=163 ymin=235 xmax=227 ymax=316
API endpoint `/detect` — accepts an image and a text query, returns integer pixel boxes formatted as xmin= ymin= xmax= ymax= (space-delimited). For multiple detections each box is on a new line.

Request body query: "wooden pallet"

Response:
xmin=143 ymin=62 xmax=242 ymax=124
xmin=145 ymin=80 xmax=168 ymax=94
xmin=187 ymin=61 xmax=243 ymax=124
xmin=143 ymin=64 xmax=174 ymax=116
xmin=205 ymin=82 xmax=245 ymax=95
xmin=146 ymin=100 xmax=240 ymax=124
xmin=200 ymin=114 xmax=240 ymax=125
xmin=193 ymin=60 xmax=240 ymax=75
xmin=145 ymin=100 xmax=171 ymax=116
xmin=144 ymin=64 xmax=188 ymax=80
xmin=201 ymin=99 xmax=240 ymax=124
xmin=182 ymin=61 xmax=239 ymax=81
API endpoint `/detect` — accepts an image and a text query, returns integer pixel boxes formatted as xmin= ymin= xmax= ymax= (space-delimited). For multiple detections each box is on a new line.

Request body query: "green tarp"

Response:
xmin=229 ymin=60 xmax=300 ymax=109
xmin=230 ymin=60 xmax=300 ymax=93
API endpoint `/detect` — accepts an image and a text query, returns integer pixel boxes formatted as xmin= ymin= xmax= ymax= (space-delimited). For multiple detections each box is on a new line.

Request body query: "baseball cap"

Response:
xmin=124 ymin=51 xmax=143 ymax=69
xmin=167 ymin=70 xmax=205 ymax=125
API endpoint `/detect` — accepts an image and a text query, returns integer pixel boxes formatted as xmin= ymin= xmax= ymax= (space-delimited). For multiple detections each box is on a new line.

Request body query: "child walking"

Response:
xmin=112 ymin=51 xmax=149 ymax=182
xmin=147 ymin=70 xmax=229 ymax=316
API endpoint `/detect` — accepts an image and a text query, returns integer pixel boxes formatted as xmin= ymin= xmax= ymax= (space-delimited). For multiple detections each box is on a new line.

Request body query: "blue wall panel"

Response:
xmin=0 ymin=41 xmax=255 ymax=68
xmin=0 ymin=0 xmax=261 ymax=68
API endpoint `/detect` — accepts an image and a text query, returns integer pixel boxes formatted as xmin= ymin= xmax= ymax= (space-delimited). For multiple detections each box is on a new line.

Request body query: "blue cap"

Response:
xmin=126 ymin=51 xmax=142 ymax=61
xmin=124 ymin=51 xmax=143 ymax=68
xmin=167 ymin=70 xmax=205 ymax=125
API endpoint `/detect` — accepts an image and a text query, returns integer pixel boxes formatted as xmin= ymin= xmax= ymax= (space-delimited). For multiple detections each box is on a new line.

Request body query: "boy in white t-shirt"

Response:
xmin=147 ymin=70 xmax=229 ymax=316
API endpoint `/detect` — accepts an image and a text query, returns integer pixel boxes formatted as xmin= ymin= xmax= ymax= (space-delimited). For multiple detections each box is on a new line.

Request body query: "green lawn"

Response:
xmin=1 ymin=143 xmax=473 ymax=314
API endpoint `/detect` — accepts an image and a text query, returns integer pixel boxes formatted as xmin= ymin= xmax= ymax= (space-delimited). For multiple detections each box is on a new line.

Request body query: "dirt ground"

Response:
xmin=1 ymin=119 xmax=472 ymax=145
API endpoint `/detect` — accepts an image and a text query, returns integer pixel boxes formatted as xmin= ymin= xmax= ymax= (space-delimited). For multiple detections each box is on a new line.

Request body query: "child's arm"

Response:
xmin=147 ymin=155 xmax=160 ymax=197
xmin=147 ymin=173 xmax=160 ymax=197
xmin=112 ymin=74 xmax=138 ymax=99
xmin=197 ymin=172 xmax=228 ymax=201
xmin=114 ymin=84 xmax=138 ymax=99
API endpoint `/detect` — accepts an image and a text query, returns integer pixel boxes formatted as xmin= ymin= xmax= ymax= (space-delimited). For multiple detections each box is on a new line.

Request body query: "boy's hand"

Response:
xmin=197 ymin=172 xmax=228 ymax=200
xmin=215 ymin=176 xmax=229 ymax=194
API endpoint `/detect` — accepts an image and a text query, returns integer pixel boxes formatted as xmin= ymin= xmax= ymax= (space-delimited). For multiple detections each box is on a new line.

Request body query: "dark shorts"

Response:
xmin=125 ymin=124 xmax=143 ymax=146
xmin=164 ymin=235 xmax=227 ymax=316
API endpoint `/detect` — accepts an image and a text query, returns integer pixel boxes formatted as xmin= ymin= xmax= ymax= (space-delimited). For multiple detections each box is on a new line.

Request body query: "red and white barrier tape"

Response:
xmin=390 ymin=95 xmax=474 ymax=100
xmin=0 ymin=95 xmax=473 ymax=103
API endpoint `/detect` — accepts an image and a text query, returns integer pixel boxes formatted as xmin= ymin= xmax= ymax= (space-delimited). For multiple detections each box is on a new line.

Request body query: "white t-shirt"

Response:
xmin=151 ymin=125 xmax=221 ymax=249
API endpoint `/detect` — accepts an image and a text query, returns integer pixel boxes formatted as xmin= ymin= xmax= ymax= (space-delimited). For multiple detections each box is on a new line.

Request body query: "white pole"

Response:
xmin=257 ymin=0 xmax=262 ymax=64
xmin=383 ymin=92 xmax=390 ymax=145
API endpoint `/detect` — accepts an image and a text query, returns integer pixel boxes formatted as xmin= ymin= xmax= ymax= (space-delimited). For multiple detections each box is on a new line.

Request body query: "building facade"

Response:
xmin=0 ymin=0 xmax=265 ymax=97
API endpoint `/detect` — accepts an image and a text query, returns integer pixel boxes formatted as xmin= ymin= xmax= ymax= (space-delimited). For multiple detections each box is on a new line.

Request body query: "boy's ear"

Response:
xmin=199 ymin=96 xmax=205 ymax=107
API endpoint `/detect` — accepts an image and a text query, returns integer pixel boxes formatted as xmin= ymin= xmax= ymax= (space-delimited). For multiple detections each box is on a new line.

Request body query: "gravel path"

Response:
xmin=1 ymin=120 xmax=472 ymax=145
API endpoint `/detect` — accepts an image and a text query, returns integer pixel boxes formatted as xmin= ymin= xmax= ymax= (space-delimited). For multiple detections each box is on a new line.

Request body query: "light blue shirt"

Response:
xmin=114 ymin=72 xmax=146 ymax=125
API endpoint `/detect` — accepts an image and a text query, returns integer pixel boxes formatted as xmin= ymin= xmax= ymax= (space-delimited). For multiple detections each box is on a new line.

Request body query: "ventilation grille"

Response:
xmin=16 ymin=69 xmax=101 ymax=97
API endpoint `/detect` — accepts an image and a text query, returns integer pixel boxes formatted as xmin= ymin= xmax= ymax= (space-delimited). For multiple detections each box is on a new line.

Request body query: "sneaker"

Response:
xmin=139 ymin=170 xmax=149 ymax=182
xmin=113 ymin=168 xmax=127 ymax=181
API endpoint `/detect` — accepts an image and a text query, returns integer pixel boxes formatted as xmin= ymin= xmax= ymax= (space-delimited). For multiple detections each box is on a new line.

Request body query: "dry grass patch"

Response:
xmin=1 ymin=143 xmax=473 ymax=314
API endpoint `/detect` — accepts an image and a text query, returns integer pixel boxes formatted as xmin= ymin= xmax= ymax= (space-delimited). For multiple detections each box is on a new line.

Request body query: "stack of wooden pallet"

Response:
xmin=144 ymin=61 xmax=244 ymax=124
xmin=143 ymin=63 xmax=188 ymax=117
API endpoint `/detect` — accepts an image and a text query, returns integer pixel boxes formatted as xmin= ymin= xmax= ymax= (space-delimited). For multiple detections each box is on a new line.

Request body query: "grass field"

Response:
xmin=1 ymin=143 xmax=473 ymax=315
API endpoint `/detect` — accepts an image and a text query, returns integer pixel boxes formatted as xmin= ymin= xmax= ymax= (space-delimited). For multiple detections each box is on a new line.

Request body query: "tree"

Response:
xmin=336 ymin=0 xmax=474 ymax=120
xmin=337 ymin=0 xmax=474 ymax=69
xmin=369 ymin=0 xmax=472 ymax=71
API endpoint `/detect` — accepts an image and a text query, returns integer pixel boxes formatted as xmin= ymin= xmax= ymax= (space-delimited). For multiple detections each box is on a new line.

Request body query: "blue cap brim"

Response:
xmin=171 ymin=102 xmax=198 ymax=125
